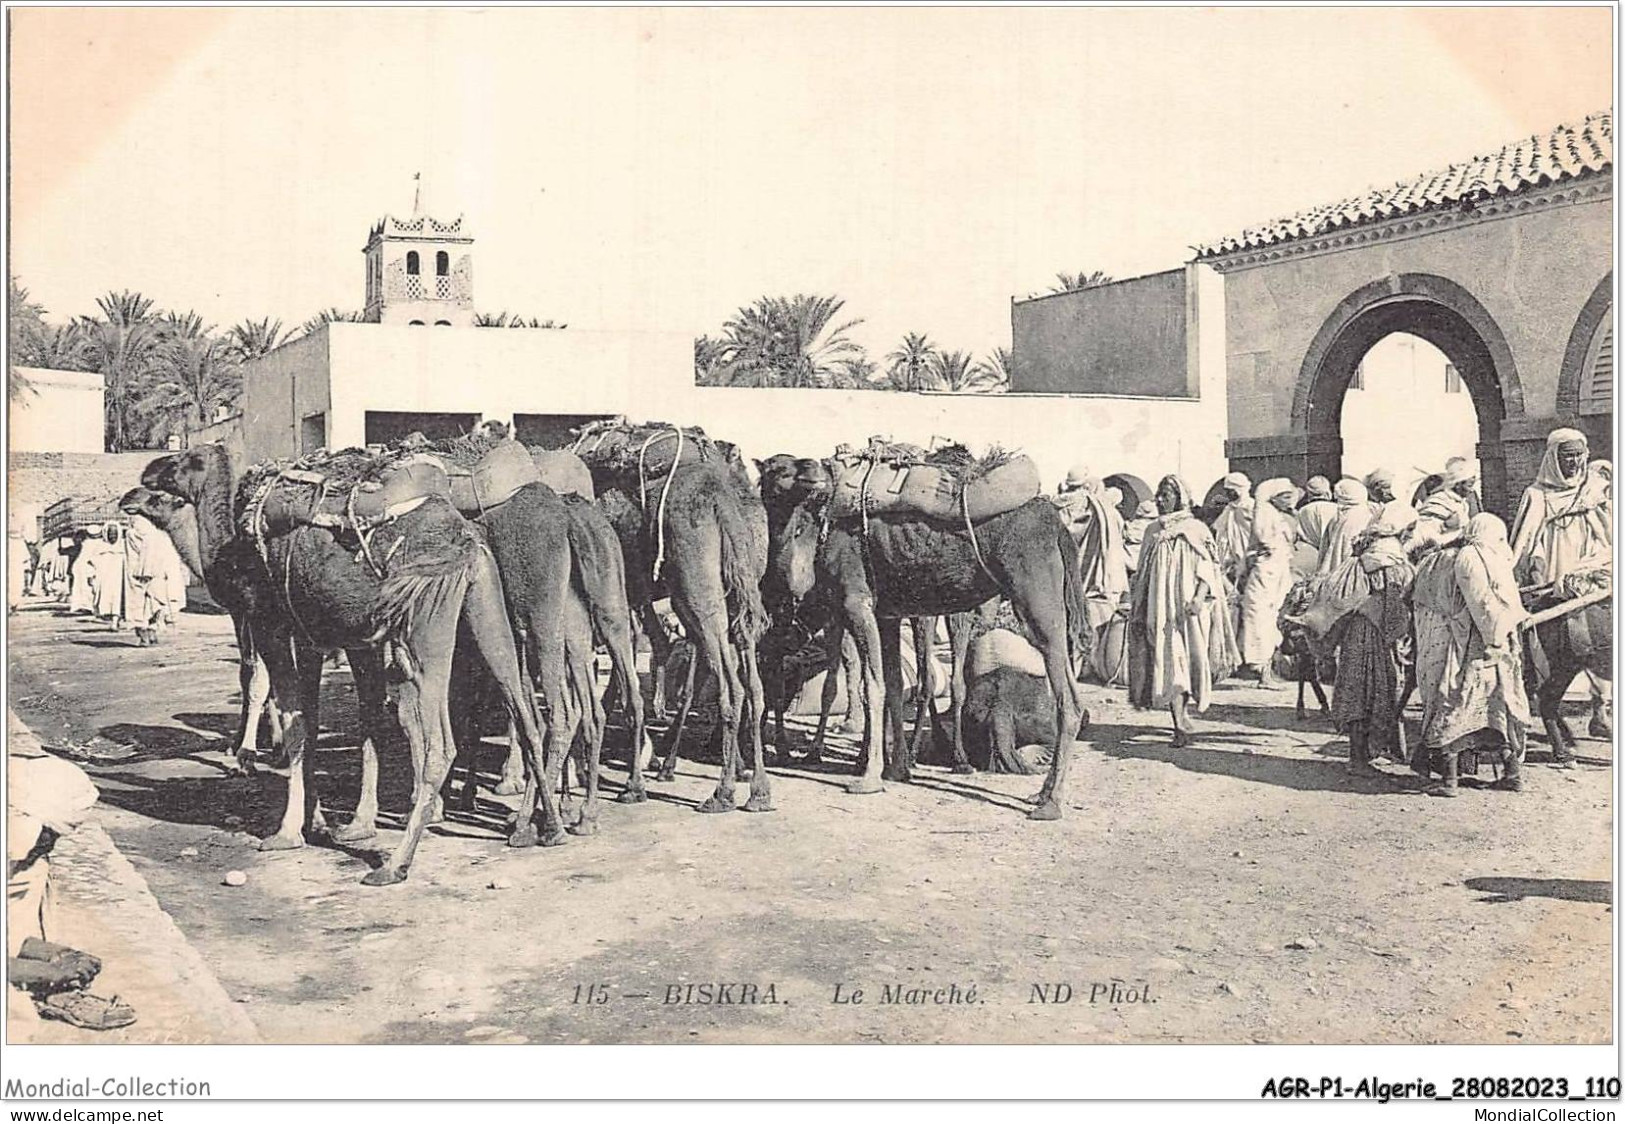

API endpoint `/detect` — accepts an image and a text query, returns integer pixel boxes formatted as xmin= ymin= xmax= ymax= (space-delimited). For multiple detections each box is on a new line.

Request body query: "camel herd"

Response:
xmin=128 ymin=422 xmax=1090 ymax=886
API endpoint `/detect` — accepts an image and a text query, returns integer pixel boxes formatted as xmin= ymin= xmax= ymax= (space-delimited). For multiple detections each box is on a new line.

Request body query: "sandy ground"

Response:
xmin=6 ymin=599 xmax=1613 ymax=1045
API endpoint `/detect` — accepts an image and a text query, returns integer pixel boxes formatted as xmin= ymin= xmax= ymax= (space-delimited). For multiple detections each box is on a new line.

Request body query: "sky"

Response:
xmin=8 ymin=7 xmax=1614 ymax=361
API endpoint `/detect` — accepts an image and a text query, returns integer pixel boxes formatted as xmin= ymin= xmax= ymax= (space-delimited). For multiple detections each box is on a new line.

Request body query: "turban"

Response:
xmin=1222 ymin=471 xmax=1252 ymax=498
xmin=1332 ymin=478 xmax=1368 ymax=507
xmin=1363 ymin=467 xmax=1397 ymax=492
xmin=1305 ymin=475 xmax=1333 ymax=501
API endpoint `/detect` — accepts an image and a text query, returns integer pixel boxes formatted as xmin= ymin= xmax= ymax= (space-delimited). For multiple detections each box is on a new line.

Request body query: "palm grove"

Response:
xmin=692 ymin=274 xmax=1110 ymax=393
xmin=9 ymin=270 xmax=1108 ymax=451
xmin=7 ymin=278 xmax=563 ymax=453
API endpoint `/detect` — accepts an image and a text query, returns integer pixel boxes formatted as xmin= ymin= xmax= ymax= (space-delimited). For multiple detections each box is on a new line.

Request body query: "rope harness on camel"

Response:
xmin=242 ymin=465 xmax=431 ymax=656
xmin=638 ymin=427 xmax=684 ymax=583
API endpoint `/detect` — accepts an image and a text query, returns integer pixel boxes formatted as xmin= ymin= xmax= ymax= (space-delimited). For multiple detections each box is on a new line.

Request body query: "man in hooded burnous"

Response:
xmin=1237 ymin=478 xmax=1302 ymax=687
xmin=1054 ymin=466 xmax=1131 ymax=681
xmin=1414 ymin=514 xmax=1533 ymax=796
xmin=1509 ymin=428 xmax=1613 ymax=738
xmin=1128 ymin=476 xmax=1239 ymax=745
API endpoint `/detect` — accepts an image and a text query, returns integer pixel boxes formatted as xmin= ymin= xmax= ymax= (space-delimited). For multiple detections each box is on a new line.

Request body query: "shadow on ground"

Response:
xmin=1465 ymin=877 xmax=1612 ymax=905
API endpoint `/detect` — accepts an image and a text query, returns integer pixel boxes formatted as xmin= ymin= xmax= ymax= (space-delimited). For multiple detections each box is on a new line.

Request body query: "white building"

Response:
xmin=8 ymin=367 xmax=106 ymax=454
xmin=239 ymin=204 xmax=1231 ymax=499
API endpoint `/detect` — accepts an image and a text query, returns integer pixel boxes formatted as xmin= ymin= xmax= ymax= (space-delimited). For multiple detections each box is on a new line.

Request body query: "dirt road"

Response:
xmin=7 ymin=600 xmax=1612 ymax=1044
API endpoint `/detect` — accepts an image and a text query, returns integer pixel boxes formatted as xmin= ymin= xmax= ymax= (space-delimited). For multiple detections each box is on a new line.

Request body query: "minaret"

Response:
xmin=362 ymin=178 xmax=475 ymax=326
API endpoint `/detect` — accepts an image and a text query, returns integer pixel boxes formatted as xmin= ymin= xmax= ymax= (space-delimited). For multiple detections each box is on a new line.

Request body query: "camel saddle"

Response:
xmin=434 ymin=439 xmax=543 ymax=517
xmin=244 ymin=451 xmax=453 ymax=543
xmin=530 ymin=447 xmax=595 ymax=500
xmin=827 ymin=451 xmax=1041 ymax=524
xmin=572 ymin=419 xmax=717 ymax=480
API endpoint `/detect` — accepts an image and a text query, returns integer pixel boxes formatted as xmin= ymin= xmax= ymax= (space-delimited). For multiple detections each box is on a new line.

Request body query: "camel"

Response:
xmin=768 ymin=457 xmax=1090 ymax=819
xmin=416 ymin=433 xmax=647 ymax=825
xmin=118 ymin=485 xmax=289 ymax=771
xmin=757 ymin=453 xmax=983 ymax=774
xmin=572 ymin=423 xmax=771 ymax=812
xmin=141 ymin=444 xmax=560 ymax=885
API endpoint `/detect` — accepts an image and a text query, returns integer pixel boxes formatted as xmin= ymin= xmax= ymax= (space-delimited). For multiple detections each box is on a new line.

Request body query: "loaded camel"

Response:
xmin=140 ymin=443 xmax=560 ymax=885
xmin=416 ymin=432 xmax=646 ymax=834
xmin=757 ymin=450 xmax=989 ymax=775
xmin=570 ymin=421 xmax=772 ymax=813
xmin=767 ymin=447 xmax=1090 ymax=819
xmin=118 ymin=485 xmax=288 ymax=772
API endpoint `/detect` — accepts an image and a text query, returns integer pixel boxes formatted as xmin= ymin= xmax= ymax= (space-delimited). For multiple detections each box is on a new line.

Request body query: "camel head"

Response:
xmin=770 ymin=495 xmax=826 ymax=605
xmin=141 ymin=444 xmax=229 ymax=508
xmin=120 ymin=486 xmax=205 ymax=577
xmin=756 ymin=455 xmax=831 ymax=515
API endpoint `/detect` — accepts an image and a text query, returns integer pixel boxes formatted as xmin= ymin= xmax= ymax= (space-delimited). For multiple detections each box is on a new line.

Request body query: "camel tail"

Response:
xmin=1056 ymin=519 xmax=1092 ymax=668
xmin=369 ymin=532 xmax=481 ymax=649
xmin=719 ymin=504 xmax=768 ymax=651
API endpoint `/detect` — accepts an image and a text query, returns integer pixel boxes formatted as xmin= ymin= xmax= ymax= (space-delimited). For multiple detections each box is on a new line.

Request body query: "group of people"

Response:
xmin=1052 ymin=427 xmax=1612 ymax=794
xmin=11 ymin=496 xmax=190 ymax=646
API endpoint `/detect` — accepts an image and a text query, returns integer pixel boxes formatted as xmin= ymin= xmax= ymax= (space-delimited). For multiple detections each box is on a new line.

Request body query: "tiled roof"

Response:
xmin=1195 ymin=111 xmax=1612 ymax=258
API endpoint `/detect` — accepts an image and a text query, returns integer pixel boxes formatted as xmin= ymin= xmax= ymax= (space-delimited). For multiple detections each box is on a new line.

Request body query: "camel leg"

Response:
xmin=1025 ymin=563 xmax=1083 ymax=822
xmin=334 ymin=647 xmax=386 ymax=843
xmin=468 ymin=563 xmax=563 ymax=848
xmin=362 ymin=645 xmax=461 ymax=886
xmin=656 ymin=653 xmax=699 ymax=783
xmin=907 ymin=616 xmax=935 ymax=771
xmin=808 ymin=624 xmax=845 ymax=763
xmin=570 ymin=656 xmax=607 ymax=833
xmin=495 ymin=718 xmax=526 ymax=796
xmin=843 ymin=596 xmax=886 ymax=795
xmin=740 ymin=632 xmax=773 ymax=812
xmin=641 ymin=603 xmax=675 ymax=716
xmin=946 ymin=612 xmax=974 ymax=774
xmin=880 ymin=618 xmax=910 ymax=783
xmin=258 ymin=633 xmax=314 ymax=851
xmin=693 ymin=617 xmax=743 ymax=814
xmin=232 ymin=617 xmax=268 ymax=774
xmin=604 ymin=608 xmax=650 ymax=804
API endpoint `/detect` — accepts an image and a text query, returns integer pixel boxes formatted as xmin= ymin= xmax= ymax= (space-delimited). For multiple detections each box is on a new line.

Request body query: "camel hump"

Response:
xmin=439 ymin=440 xmax=543 ymax=516
xmin=828 ymin=454 xmax=1041 ymax=523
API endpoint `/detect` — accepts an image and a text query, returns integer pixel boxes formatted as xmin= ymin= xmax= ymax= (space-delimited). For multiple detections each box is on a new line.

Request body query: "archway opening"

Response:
xmin=1340 ymin=333 xmax=1480 ymax=507
xmin=1302 ymin=288 xmax=1513 ymax=516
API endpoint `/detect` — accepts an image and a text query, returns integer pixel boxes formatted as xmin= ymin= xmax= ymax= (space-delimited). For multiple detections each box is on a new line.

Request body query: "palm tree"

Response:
xmin=81 ymin=290 xmax=159 ymax=450
xmin=142 ymin=332 xmax=242 ymax=444
xmin=1050 ymin=270 xmax=1113 ymax=294
xmin=709 ymin=293 xmax=868 ymax=388
xmin=297 ymin=308 xmax=363 ymax=338
xmin=8 ymin=278 xmax=47 ymax=400
xmin=32 ymin=323 xmax=94 ymax=373
xmin=225 ymin=317 xmax=293 ymax=363
xmin=974 ymin=347 xmax=1017 ymax=392
xmin=476 ymin=311 xmax=566 ymax=329
xmin=694 ymin=334 xmax=731 ymax=384
xmin=927 ymin=349 xmax=1004 ymax=393
xmin=883 ymin=332 xmax=940 ymax=392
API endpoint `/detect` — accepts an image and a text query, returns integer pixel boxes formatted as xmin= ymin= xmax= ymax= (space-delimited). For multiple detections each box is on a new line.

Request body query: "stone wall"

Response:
xmin=8 ymin=451 xmax=159 ymax=536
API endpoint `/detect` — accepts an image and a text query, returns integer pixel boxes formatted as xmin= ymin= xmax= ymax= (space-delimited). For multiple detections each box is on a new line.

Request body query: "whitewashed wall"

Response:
xmin=9 ymin=367 xmax=105 ymax=454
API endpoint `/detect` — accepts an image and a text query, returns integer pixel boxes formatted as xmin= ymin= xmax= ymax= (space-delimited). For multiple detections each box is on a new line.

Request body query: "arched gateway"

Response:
xmin=1198 ymin=112 xmax=1613 ymax=518
xmin=1293 ymin=274 xmax=1524 ymax=516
